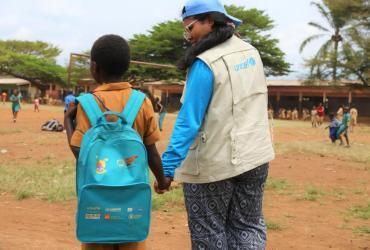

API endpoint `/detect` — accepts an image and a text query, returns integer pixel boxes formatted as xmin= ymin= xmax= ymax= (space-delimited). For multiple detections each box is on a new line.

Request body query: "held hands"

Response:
xmin=154 ymin=177 xmax=172 ymax=194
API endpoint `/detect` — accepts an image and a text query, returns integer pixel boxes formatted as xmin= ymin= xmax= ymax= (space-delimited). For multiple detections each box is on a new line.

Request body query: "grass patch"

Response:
xmin=331 ymin=188 xmax=346 ymax=201
xmin=353 ymin=226 xmax=370 ymax=235
xmin=0 ymin=162 xmax=76 ymax=202
xmin=348 ymin=202 xmax=370 ymax=220
xmin=0 ymin=128 xmax=22 ymax=135
xmin=275 ymin=141 xmax=370 ymax=164
xmin=0 ymin=164 xmax=185 ymax=209
xmin=273 ymin=120 xmax=311 ymax=128
xmin=152 ymin=184 xmax=184 ymax=211
xmin=266 ymin=219 xmax=283 ymax=231
xmin=266 ymin=178 xmax=288 ymax=190
xmin=352 ymin=189 xmax=364 ymax=195
xmin=16 ymin=190 xmax=33 ymax=200
xmin=299 ymin=186 xmax=325 ymax=201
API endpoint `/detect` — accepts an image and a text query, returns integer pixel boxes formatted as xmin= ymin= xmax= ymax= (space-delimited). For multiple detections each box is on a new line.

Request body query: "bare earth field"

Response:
xmin=0 ymin=103 xmax=369 ymax=250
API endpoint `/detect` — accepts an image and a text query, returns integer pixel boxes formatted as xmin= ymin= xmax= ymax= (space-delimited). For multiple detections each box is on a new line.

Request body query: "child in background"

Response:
xmin=337 ymin=106 xmax=351 ymax=147
xmin=34 ymin=96 xmax=40 ymax=112
xmin=326 ymin=113 xmax=340 ymax=143
xmin=349 ymin=106 xmax=358 ymax=132
xmin=2 ymin=91 xmax=7 ymax=104
xmin=9 ymin=89 xmax=22 ymax=123
xmin=64 ymin=34 xmax=170 ymax=250
xmin=155 ymin=97 xmax=166 ymax=131
xmin=311 ymin=106 xmax=318 ymax=128
xmin=316 ymin=103 xmax=325 ymax=126
xmin=64 ymin=91 xmax=75 ymax=113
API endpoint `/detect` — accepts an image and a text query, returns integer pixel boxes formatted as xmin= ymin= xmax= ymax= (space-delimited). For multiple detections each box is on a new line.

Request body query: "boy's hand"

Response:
xmin=154 ymin=177 xmax=172 ymax=194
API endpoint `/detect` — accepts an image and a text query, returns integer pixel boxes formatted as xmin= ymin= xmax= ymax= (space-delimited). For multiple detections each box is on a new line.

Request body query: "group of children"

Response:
xmin=326 ymin=106 xmax=353 ymax=147
xmin=276 ymin=107 xmax=299 ymax=120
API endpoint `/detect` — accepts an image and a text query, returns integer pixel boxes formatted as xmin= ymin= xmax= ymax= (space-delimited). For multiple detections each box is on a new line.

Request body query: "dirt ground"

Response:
xmin=0 ymin=103 xmax=369 ymax=250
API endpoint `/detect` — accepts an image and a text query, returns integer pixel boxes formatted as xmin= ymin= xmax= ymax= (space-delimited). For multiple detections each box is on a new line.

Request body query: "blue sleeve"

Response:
xmin=162 ymin=59 xmax=213 ymax=177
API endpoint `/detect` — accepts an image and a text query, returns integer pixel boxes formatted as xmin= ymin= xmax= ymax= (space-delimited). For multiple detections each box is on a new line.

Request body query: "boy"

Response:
xmin=325 ymin=113 xmax=340 ymax=143
xmin=65 ymin=34 xmax=170 ymax=250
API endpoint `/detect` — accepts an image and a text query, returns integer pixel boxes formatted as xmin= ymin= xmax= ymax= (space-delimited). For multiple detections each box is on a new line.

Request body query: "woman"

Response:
xmin=156 ymin=0 xmax=275 ymax=248
xmin=9 ymin=89 xmax=22 ymax=122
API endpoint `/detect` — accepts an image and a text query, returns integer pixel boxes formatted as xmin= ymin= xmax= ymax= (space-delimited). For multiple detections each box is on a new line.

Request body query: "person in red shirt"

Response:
xmin=316 ymin=103 xmax=325 ymax=126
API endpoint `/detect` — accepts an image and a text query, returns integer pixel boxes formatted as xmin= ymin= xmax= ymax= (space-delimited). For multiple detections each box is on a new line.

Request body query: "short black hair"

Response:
xmin=91 ymin=34 xmax=130 ymax=77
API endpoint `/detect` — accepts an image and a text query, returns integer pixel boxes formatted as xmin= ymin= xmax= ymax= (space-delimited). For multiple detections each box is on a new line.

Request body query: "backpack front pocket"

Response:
xmin=76 ymin=183 xmax=151 ymax=244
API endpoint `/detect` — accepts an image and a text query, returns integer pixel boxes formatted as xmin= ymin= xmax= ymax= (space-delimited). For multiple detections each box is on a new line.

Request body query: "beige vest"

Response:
xmin=175 ymin=36 xmax=275 ymax=183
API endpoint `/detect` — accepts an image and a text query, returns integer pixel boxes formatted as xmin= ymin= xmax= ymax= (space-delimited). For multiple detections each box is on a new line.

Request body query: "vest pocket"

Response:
xmin=230 ymin=128 xmax=270 ymax=165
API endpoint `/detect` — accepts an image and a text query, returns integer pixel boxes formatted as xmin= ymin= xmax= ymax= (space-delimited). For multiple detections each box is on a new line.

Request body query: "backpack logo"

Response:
xmin=116 ymin=155 xmax=138 ymax=167
xmin=96 ymin=159 xmax=108 ymax=174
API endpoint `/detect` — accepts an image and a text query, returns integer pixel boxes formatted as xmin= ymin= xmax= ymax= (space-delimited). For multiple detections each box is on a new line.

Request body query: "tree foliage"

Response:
xmin=0 ymin=40 xmax=66 ymax=88
xmin=226 ymin=5 xmax=290 ymax=76
xmin=127 ymin=5 xmax=290 ymax=81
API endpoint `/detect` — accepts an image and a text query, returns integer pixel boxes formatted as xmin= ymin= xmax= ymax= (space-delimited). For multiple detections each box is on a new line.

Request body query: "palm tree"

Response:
xmin=300 ymin=0 xmax=349 ymax=82
xmin=340 ymin=27 xmax=369 ymax=86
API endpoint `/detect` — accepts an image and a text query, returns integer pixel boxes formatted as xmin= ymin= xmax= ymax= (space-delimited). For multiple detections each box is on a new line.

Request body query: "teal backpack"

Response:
xmin=75 ymin=90 xmax=151 ymax=244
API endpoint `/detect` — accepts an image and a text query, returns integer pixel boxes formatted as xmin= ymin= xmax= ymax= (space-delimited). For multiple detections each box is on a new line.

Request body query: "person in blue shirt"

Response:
xmin=326 ymin=113 xmax=340 ymax=143
xmin=64 ymin=91 xmax=76 ymax=113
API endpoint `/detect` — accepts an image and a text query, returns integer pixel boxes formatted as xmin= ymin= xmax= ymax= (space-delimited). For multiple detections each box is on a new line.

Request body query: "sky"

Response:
xmin=0 ymin=0 xmax=328 ymax=79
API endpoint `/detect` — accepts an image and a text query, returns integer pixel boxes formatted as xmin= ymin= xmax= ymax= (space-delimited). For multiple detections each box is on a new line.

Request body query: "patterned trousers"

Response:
xmin=183 ymin=164 xmax=269 ymax=250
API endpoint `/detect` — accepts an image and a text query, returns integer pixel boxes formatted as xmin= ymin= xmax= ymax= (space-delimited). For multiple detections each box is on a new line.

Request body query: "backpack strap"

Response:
xmin=122 ymin=90 xmax=146 ymax=127
xmin=76 ymin=94 xmax=103 ymax=127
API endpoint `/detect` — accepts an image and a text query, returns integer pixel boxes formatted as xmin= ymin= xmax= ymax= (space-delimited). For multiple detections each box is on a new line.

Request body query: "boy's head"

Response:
xmin=328 ymin=113 xmax=335 ymax=120
xmin=90 ymin=34 xmax=130 ymax=83
xmin=343 ymin=106 xmax=349 ymax=113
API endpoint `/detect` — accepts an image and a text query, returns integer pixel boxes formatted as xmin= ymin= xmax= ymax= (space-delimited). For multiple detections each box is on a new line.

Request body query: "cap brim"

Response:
xmin=226 ymin=14 xmax=242 ymax=27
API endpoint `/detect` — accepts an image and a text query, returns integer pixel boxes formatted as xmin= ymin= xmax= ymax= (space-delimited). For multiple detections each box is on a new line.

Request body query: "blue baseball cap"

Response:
xmin=182 ymin=0 xmax=242 ymax=27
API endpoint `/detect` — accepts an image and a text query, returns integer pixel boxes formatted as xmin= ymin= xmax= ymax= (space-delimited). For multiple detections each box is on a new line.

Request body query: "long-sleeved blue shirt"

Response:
xmin=162 ymin=59 xmax=214 ymax=177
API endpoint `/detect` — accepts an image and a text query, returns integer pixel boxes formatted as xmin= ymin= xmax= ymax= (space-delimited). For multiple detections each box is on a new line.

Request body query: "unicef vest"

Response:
xmin=175 ymin=36 xmax=275 ymax=183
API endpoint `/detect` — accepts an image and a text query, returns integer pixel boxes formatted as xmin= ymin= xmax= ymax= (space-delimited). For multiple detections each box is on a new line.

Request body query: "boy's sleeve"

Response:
xmin=142 ymin=98 xmax=160 ymax=146
xmin=70 ymin=104 xmax=91 ymax=148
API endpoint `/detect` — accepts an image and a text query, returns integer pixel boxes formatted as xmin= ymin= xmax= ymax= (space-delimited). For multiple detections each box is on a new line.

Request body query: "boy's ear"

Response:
xmin=90 ymin=61 xmax=97 ymax=75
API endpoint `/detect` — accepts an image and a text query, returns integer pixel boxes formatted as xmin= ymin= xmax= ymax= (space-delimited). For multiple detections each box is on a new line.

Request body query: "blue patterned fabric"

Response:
xmin=183 ymin=164 xmax=269 ymax=250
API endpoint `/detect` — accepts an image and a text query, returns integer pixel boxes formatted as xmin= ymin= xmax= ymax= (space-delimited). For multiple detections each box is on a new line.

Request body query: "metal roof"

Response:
xmin=0 ymin=78 xmax=31 ymax=85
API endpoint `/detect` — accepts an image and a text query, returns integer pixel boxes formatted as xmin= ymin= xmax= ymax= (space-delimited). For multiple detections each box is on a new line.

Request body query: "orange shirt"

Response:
xmin=70 ymin=82 xmax=160 ymax=148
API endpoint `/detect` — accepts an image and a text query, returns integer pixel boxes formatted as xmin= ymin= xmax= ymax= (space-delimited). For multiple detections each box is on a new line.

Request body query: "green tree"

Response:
xmin=68 ymin=52 xmax=91 ymax=86
xmin=0 ymin=40 xmax=66 ymax=88
xmin=127 ymin=5 xmax=290 ymax=81
xmin=226 ymin=5 xmax=290 ymax=76
xmin=127 ymin=21 xmax=186 ymax=82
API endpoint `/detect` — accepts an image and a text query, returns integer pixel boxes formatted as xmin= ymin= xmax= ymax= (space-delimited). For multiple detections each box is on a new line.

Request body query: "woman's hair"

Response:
xmin=177 ymin=11 xmax=235 ymax=71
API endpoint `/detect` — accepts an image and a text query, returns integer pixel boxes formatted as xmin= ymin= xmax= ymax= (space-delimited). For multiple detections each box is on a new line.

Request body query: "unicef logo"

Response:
xmin=234 ymin=57 xmax=256 ymax=72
